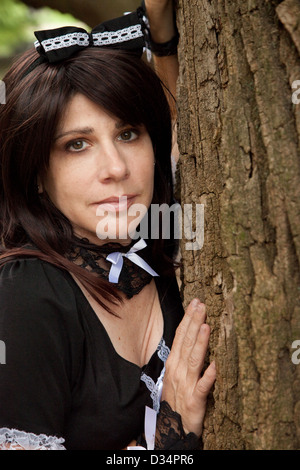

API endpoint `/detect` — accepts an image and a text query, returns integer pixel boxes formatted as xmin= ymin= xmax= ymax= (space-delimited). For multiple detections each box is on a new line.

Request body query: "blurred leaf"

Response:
xmin=0 ymin=0 xmax=35 ymax=55
xmin=0 ymin=0 xmax=88 ymax=57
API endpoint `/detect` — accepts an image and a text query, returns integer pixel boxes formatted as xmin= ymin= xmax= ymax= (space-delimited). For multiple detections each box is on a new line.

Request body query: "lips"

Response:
xmin=93 ymin=194 xmax=137 ymax=212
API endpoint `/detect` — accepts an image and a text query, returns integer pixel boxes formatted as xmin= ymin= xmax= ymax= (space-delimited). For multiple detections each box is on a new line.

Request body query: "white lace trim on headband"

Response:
xmin=0 ymin=428 xmax=66 ymax=450
xmin=34 ymin=24 xmax=143 ymax=52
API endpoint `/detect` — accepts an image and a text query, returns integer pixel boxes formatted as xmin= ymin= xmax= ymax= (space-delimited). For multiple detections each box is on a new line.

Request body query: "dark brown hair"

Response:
xmin=0 ymin=46 xmax=177 ymax=309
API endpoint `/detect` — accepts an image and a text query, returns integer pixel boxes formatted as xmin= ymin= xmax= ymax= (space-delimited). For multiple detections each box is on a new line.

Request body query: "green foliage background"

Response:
xmin=0 ymin=0 xmax=36 ymax=56
xmin=0 ymin=0 xmax=87 ymax=76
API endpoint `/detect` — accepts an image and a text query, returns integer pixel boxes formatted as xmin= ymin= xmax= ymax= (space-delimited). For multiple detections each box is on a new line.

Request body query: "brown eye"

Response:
xmin=118 ymin=130 xmax=138 ymax=142
xmin=121 ymin=131 xmax=132 ymax=140
xmin=66 ymin=140 xmax=89 ymax=152
xmin=72 ymin=140 xmax=84 ymax=149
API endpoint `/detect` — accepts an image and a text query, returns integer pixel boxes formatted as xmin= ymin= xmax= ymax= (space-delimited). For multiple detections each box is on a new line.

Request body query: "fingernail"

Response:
xmin=191 ymin=298 xmax=201 ymax=307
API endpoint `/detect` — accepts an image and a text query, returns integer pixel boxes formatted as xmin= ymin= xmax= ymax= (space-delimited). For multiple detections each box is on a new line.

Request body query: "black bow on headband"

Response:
xmin=33 ymin=6 xmax=147 ymax=66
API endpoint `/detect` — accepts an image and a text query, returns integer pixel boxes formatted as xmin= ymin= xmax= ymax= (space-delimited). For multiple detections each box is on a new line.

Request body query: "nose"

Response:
xmin=97 ymin=143 xmax=129 ymax=183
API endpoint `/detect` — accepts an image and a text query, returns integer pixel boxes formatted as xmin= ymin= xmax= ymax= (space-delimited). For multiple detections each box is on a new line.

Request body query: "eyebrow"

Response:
xmin=54 ymin=127 xmax=94 ymax=142
xmin=54 ymin=120 xmax=129 ymax=142
xmin=115 ymin=120 xmax=127 ymax=129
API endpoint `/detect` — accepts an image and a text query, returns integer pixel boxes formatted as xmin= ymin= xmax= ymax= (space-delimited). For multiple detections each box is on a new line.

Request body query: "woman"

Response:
xmin=0 ymin=1 xmax=216 ymax=450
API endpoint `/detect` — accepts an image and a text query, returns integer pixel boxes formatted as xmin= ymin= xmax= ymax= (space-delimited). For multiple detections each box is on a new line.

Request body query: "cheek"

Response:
xmin=43 ymin=162 xmax=81 ymax=209
xmin=135 ymin=148 xmax=155 ymax=186
xmin=138 ymin=162 xmax=155 ymax=201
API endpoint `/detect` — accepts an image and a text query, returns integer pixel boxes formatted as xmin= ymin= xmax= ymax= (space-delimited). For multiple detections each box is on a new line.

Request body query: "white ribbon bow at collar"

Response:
xmin=106 ymin=238 xmax=159 ymax=284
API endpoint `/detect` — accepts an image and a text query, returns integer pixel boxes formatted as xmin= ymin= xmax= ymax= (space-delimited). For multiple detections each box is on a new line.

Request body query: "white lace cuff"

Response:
xmin=0 ymin=428 xmax=66 ymax=450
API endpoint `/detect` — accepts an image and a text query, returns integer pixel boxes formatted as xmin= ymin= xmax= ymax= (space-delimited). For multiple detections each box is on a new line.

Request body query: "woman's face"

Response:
xmin=41 ymin=93 xmax=155 ymax=245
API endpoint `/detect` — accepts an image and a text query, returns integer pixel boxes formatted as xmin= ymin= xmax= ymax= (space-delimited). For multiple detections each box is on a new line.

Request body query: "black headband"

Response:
xmin=25 ymin=5 xmax=148 ymax=75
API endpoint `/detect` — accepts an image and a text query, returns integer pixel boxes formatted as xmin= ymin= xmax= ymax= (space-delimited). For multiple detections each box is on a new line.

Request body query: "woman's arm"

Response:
xmin=144 ymin=0 xmax=179 ymax=120
xmin=125 ymin=300 xmax=215 ymax=450
xmin=143 ymin=0 xmax=179 ymax=95
xmin=0 ymin=259 xmax=81 ymax=450
xmin=144 ymin=0 xmax=179 ymax=162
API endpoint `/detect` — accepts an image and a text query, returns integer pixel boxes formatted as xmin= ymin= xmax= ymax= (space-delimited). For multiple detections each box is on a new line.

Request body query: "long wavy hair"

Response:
xmin=0 ymin=46 xmax=177 ymax=310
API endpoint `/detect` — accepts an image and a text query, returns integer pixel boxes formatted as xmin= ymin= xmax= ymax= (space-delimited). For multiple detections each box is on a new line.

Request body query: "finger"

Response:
xmin=195 ymin=360 xmax=216 ymax=399
xmin=181 ymin=303 xmax=207 ymax=359
xmin=186 ymin=323 xmax=210 ymax=384
xmin=169 ymin=299 xmax=202 ymax=363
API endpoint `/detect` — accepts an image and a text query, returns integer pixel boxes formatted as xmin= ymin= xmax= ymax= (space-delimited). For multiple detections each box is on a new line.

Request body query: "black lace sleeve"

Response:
xmin=154 ymin=401 xmax=200 ymax=450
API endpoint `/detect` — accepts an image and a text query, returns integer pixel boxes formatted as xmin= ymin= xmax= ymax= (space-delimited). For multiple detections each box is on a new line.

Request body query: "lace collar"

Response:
xmin=66 ymin=237 xmax=158 ymax=298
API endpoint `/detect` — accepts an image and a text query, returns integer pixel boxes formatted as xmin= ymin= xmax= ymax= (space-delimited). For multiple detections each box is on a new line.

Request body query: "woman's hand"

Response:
xmin=161 ymin=299 xmax=216 ymax=437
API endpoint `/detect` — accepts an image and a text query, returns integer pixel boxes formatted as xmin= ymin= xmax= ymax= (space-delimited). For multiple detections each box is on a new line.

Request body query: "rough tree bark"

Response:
xmin=176 ymin=0 xmax=300 ymax=450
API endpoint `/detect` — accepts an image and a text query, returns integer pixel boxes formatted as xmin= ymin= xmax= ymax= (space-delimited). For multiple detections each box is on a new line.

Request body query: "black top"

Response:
xmin=0 ymin=258 xmax=183 ymax=450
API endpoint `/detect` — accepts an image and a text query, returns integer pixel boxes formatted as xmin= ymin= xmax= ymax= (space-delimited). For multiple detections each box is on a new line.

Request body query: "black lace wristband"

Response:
xmin=148 ymin=33 xmax=179 ymax=57
xmin=139 ymin=0 xmax=179 ymax=57
xmin=154 ymin=401 xmax=200 ymax=450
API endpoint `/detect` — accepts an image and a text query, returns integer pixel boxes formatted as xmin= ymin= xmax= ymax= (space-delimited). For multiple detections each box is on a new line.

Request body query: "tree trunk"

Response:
xmin=176 ymin=0 xmax=300 ymax=450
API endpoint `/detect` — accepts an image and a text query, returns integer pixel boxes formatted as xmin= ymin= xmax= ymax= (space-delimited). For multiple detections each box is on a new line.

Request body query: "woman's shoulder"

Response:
xmin=0 ymin=257 xmax=85 ymax=434
xmin=0 ymin=256 xmax=79 ymax=321
xmin=0 ymin=255 xmax=71 ymax=289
